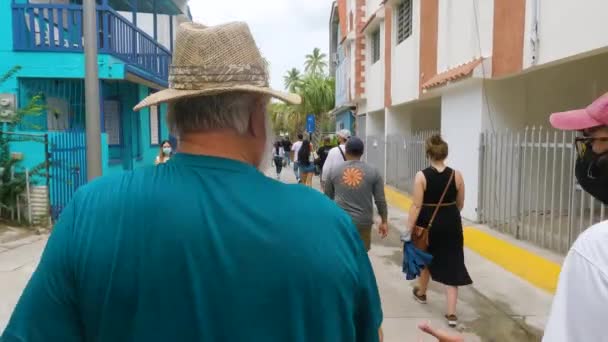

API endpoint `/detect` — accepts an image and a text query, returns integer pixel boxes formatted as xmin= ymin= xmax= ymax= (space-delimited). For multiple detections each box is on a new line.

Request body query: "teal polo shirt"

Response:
xmin=2 ymin=154 xmax=383 ymax=342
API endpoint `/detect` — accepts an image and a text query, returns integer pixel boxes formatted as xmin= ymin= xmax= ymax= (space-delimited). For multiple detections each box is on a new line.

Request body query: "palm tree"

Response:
xmin=298 ymin=75 xmax=335 ymax=117
xmin=304 ymin=48 xmax=328 ymax=76
xmin=283 ymin=68 xmax=302 ymax=92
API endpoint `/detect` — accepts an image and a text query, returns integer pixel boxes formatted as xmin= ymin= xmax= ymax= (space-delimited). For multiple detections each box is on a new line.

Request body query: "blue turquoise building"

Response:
xmin=1 ymin=0 xmax=190 ymax=219
xmin=329 ymin=1 xmax=355 ymax=135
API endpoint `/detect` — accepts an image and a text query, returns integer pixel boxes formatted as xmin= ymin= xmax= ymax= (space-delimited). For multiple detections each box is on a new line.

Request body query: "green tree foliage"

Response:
xmin=272 ymin=49 xmax=336 ymax=139
xmin=0 ymin=66 xmax=46 ymax=219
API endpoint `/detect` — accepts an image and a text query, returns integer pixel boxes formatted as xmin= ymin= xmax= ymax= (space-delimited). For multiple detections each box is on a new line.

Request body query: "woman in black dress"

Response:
xmin=406 ymin=134 xmax=472 ymax=327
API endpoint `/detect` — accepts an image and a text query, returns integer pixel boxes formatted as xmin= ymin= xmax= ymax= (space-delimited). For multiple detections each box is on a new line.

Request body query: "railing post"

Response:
xmin=152 ymin=0 xmax=158 ymax=41
xmin=169 ymin=15 xmax=174 ymax=52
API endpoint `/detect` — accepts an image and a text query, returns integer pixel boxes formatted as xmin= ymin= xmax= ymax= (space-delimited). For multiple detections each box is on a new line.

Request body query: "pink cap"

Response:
xmin=550 ymin=92 xmax=608 ymax=130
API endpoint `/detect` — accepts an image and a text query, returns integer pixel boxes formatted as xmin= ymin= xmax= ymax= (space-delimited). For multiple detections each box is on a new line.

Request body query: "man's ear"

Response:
xmin=248 ymin=97 xmax=267 ymax=138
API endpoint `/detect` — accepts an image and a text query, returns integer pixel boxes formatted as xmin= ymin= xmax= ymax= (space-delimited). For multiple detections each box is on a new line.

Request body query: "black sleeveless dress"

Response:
xmin=416 ymin=167 xmax=472 ymax=286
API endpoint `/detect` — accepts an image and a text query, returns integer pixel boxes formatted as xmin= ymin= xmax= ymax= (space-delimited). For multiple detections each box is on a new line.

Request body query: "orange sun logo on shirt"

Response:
xmin=342 ymin=167 xmax=365 ymax=188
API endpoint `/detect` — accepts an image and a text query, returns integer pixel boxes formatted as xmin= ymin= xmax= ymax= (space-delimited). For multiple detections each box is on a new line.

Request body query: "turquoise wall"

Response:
xmin=1 ymin=1 xmax=169 ymax=178
xmin=102 ymin=83 xmax=169 ymax=175
xmin=135 ymin=85 xmax=171 ymax=168
xmin=8 ymin=131 xmax=109 ymax=183
xmin=336 ymin=111 xmax=355 ymax=133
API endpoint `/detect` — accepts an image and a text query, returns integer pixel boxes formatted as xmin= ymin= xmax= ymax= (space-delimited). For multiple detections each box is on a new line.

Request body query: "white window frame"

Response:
xmin=149 ymin=105 xmax=160 ymax=146
xmin=103 ymin=100 xmax=121 ymax=146
xmin=371 ymin=29 xmax=381 ymax=63
xmin=396 ymin=0 xmax=413 ymax=45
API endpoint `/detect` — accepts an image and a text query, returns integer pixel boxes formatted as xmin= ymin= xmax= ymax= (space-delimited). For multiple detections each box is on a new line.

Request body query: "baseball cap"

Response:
xmin=345 ymin=136 xmax=364 ymax=155
xmin=550 ymin=92 xmax=608 ymax=131
xmin=337 ymin=129 xmax=352 ymax=139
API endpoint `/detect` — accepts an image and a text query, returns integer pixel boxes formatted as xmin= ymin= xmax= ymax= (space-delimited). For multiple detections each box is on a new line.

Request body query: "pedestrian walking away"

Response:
xmin=298 ymin=140 xmax=316 ymax=187
xmin=543 ymin=93 xmax=608 ymax=342
xmin=272 ymin=141 xmax=285 ymax=180
xmin=291 ymin=133 xmax=304 ymax=182
xmin=316 ymin=136 xmax=333 ymax=186
xmin=1 ymin=21 xmax=384 ymax=342
xmin=322 ymin=129 xmax=351 ymax=183
xmin=405 ymin=134 xmax=471 ymax=328
xmin=155 ymin=140 xmax=173 ymax=165
xmin=282 ymin=137 xmax=292 ymax=166
xmin=325 ymin=136 xmax=388 ymax=251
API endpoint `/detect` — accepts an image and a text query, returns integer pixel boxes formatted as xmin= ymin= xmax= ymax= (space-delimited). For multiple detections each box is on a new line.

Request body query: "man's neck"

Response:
xmin=178 ymin=130 xmax=258 ymax=166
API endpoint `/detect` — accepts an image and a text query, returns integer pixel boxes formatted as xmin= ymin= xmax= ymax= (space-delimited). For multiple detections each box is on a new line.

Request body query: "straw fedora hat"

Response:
xmin=133 ymin=22 xmax=301 ymax=111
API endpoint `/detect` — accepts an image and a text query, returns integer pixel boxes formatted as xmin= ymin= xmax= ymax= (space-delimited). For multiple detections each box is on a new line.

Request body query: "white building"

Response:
xmin=328 ymin=0 xmax=608 ymax=253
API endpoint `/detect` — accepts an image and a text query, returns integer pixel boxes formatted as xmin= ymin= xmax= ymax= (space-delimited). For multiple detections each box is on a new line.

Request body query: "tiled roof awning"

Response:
xmin=422 ymin=58 xmax=484 ymax=89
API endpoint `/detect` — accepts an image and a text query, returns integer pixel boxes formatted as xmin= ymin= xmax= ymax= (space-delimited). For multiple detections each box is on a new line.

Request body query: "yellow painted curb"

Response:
xmin=384 ymin=186 xmax=561 ymax=293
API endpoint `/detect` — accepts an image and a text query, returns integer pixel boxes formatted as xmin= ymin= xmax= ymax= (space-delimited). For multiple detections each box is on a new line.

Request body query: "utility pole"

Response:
xmin=83 ymin=0 xmax=102 ymax=180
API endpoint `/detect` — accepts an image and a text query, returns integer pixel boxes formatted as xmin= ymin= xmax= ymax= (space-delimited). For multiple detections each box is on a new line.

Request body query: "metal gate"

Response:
xmin=479 ymin=127 xmax=605 ymax=253
xmin=386 ymin=131 xmax=439 ymax=192
xmin=49 ymin=130 xmax=87 ymax=220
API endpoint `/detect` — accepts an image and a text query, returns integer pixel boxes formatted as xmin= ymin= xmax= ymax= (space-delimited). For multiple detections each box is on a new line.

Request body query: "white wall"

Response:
xmin=387 ymin=106 xmax=412 ymax=135
xmin=349 ymin=42 xmax=356 ymax=102
xmin=437 ymin=0 xmax=493 ymax=73
xmin=345 ymin=0 xmax=356 ymax=32
xmin=366 ymin=110 xmax=387 ymax=178
xmin=367 ymin=110 xmax=386 ymax=136
xmin=387 ymin=100 xmax=441 ymax=135
xmin=523 ymin=0 xmax=608 ymax=69
xmin=392 ymin=0 xmax=420 ymax=105
xmin=412 ymin=104 xmax=441 ymax=130
xmin=367 ymin=0 xmax=383 ymax=18
xmin=484 ymin=52 xmax=608 ymax=131
xmin=441 ymin=80 xmax=486 ymax=221
xmin=365 ymin=25 xmax=385 ymax=113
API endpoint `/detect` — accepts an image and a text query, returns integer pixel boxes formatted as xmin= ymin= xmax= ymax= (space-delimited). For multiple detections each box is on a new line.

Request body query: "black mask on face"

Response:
xmin=575 ymin=142 xmax=608 ymax=205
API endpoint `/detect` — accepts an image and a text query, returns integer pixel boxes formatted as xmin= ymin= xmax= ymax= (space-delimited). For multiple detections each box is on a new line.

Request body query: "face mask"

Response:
xmin=575 ymin=142 xmax=608 ymax=204
xmin=163 ymin=147 xmax=172 ymax=156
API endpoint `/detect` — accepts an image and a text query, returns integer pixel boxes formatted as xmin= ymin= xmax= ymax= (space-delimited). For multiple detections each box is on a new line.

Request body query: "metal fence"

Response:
xmin=479 ymin=127 xmax=604 ymax=253
xmin=386 ymin=131 xmax=439 ymax=192
xmin=48 ymin=130 xmax=87 ymax=220
xmin=365 ymin=135 xmax=386 ymax=179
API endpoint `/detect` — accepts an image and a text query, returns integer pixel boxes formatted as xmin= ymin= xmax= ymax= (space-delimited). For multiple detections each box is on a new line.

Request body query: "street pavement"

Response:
xmin=0 ymin=165 xmax=554 ymax=341
xmin=272 ymin=165 xmax=553 ymax=341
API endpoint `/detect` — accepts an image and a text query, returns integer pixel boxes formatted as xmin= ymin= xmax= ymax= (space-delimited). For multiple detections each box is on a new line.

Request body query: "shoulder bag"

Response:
xmin=412 ymin=170 xmax=455 ymax=251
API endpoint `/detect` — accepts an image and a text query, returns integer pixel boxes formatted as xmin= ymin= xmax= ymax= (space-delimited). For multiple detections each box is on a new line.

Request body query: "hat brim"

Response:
xmin=549 ymin=108 xmax=602 ymax=131
xmin=133 ymin=85 xmax=301 ymax=111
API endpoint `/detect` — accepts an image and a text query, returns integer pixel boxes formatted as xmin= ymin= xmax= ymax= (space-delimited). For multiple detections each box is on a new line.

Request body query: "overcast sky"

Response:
xmin=188 ymin=0 xmax=332 ymax=91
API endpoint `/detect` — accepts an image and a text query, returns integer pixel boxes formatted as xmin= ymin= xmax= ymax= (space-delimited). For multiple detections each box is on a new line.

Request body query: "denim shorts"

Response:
xmin=299 ymin=164 xmax=316 ymax=173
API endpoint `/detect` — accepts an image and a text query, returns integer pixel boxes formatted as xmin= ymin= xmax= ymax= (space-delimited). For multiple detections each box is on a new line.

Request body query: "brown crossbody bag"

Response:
xmin=412 ymin=170 xmax=455 ymax=251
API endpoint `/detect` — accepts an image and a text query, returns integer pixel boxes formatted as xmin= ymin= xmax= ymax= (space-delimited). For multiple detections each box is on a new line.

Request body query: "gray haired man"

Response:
xmin=2 ymin=22 xmax=384 ymax=342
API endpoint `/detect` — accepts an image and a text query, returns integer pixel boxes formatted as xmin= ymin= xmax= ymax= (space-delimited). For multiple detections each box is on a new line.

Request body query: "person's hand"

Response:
xmin=418 ymin=321 xmax=464 ymax=342
xmin=379 ymin=222 xmax=388 ymax=238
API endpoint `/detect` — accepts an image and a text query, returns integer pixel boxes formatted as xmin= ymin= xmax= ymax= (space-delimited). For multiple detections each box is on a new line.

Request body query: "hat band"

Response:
xmin=169 ymin=64 xmax=269 ymax=89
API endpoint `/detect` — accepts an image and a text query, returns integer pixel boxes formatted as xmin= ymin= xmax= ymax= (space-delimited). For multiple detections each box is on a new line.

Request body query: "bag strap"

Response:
xmin=427 ymin=170 xmax=455 ymax=229
xmin=338 ymin=146 xmax=346 ymax=161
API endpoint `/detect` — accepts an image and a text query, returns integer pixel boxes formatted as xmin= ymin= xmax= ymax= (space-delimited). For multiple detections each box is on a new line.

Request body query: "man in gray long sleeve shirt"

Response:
xmin=325 ymin=137 xmax=388 ymax=251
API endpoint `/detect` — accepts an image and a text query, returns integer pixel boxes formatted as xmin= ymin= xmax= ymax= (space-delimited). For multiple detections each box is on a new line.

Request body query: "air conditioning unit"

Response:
xmin=0 ymin=94 xmax=17 ymax=123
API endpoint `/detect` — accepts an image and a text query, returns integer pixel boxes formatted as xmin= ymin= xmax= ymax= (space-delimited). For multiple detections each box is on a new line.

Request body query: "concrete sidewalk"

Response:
xmin=0 ymin=166 xmax=553 ymax=341
xmin=274 ymin=165 xmax=553 ymax=341
xmin=0 ymin=234 xmax=46 ymax=331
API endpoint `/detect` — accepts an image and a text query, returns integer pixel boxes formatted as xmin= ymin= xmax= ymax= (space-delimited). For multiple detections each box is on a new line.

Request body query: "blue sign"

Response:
xmin=306 ymin=114 xmax=316 ymax=133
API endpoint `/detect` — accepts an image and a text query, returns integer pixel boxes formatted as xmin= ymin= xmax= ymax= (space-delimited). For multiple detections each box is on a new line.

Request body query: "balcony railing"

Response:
xmin=12 ymin=2 xmax=171 ymax=84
